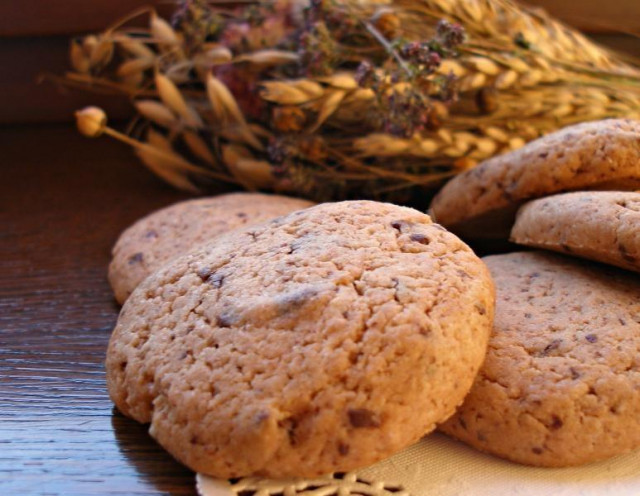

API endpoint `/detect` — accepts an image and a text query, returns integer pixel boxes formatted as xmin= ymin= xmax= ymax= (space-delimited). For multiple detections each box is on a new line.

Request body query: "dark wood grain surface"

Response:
xmin=0 ymin=124 xmax=205 ymax=495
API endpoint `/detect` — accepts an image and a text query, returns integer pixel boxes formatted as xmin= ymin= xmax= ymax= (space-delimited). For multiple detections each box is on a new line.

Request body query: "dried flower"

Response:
xmin=75 ymin=107 xmax=107 ymax=137
xmin=436 ymin=20 xmax=465 ymax=50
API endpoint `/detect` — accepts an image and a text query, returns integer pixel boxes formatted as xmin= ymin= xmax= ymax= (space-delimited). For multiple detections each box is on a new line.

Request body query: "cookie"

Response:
xmin=106 ymin=200 xmax=494 ymax=478
xmin=429 ymin=119 xmax=640 ymax=239
xmin=440 ymin=251 xmax=640 ymax=467
xmin=511 ymin=191 xmax=640 ymax=273
xmin=108 ymin=193 xmax=314 ymax=304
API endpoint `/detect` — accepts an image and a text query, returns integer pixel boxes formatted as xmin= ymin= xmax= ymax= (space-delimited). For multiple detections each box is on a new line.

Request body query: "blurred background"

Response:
xmin=1 ymin=0 xmax=639 ymax=125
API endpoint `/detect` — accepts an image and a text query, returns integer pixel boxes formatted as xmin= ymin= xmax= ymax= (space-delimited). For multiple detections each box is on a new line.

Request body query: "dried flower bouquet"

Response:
xmin=70 ymin=0 xmax=640 ymax=202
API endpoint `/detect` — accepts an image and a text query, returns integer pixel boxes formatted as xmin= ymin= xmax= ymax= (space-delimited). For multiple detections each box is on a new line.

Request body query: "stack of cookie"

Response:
xmin=430 ymin=119 xmax=640 ymax=466
xmin=106 ymin=196 xmax=495 ymax=478
xmin=104 ymin=119 xmax=639 ymax=479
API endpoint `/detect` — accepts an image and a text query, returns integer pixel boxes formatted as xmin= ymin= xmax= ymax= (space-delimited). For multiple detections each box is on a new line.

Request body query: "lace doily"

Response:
xmin=197 ymin=433 xmax=640 ymax=496
xmin=197 ymin=471 xmax=408 ymax=496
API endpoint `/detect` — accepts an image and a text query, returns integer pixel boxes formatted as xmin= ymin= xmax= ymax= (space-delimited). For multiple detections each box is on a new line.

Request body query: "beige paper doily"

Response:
xmin=197 ymin=433 xmax=640 ymax=496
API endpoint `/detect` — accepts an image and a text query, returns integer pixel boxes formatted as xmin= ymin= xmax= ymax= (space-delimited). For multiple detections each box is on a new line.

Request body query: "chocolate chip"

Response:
xmin=541 ymin=338 xmax=562 ymax=356
xmin=585 ymin=334 xmax=598 ymax=343
xmin=216 ymin=313 xmax=234 ymax=328
xmin=570 ymin=367 xmax=581 ymax=380
xmin=348 ymin=408 xmax=380 ymax=428
xmin=410 ymin=233 xmax=430 ymax=244
xmin=255 ymin=411 xmax=270 ymax=424
xmin=474 ymin=302 xmax=487 ymax=315
xmin=549 ymin=415 xmax=563 ymax=430
xmin=144 ymin=229 xmax=158 ymax=239
xmin=532 ymin=447 xmax=544 ymax=455
xmin=128 ymin=252 xmax=144 ymax=264
xmin=197 ymin=268 xmax=225 ymax=287
xmin=390 ymin=221 xmax=403 ymax=231
xmin=561 ymin=243 xmax=573 ymax=253
xmin=458 ymin=417 xmax=467 ymax=430
xmin=210 ymin=273 xmax=225 ymax=288
xmin=338 ymin=442 xmax=350 ymax=455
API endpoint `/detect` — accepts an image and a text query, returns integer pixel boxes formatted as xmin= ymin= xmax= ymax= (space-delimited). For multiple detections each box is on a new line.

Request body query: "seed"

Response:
xmin=75 ymin=107 xmax=107 ymax=137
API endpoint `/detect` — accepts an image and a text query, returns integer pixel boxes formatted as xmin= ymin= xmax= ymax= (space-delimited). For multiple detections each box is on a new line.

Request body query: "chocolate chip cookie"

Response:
xmin=511 ymin=191 xmax=640 ymax=272
xmin=108 ymin=193 xmax=314 ymax=303
xmin=429 ymin=119 xmax=640 ymax=240
xmin=440 ymin=251 xmax=640 ymax=467
xmin=106 ymin=200 xmax=494 ymax=478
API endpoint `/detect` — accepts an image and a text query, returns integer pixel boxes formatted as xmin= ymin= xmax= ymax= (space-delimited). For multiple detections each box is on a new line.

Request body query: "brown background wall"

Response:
xmin=1 ymin=0 xmax=639 ymax=124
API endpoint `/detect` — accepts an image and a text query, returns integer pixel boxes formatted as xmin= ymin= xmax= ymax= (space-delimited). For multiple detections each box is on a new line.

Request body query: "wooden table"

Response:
xmin=0 ymin=125 xmax=203 ymax=495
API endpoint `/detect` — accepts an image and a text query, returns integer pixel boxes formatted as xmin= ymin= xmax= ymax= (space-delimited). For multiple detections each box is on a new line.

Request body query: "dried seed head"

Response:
xmin=88 ymin=35 xmax=114 ymax=69
xmin=371 ymin=8 xmax=400 ymax=39
xmin=116 ymin=57 xmax=154 ymax=78
xmin=136 ymin=147 xmax=199 ymax=193
xmin=146 ymin=128 xmax=173 ymax=151
xmin=75 ymin=107 xmax=107 ymax=138
xmin=150 ymin=11 xmax=179 ymax=45
xmin=121 ymin=71 xmax=145 ymax=88
xmin=235 ymin=50 xmax=299 ymax=66
xmin=467 ymin=56 xmax=500 ymax=76
xmin=222 ymin=144 xmax=273 ymax=189
xmin=354 ymin=133 xmax=411 ymax=156
xmin=119 ymin=38 xmax=156 ymax=59
xmin=309 ymin=89 xmax=347 ymax=132
xmin=134 ymin=100 xmax=178 ymax=128
xmin=155 ymin=72 xmax=203 ymax=128
xmin=82 ymin=36 xmax=98 ymax=57
xmin=206 ymin=74 xmax=262 ymax=150
xmin=70 ymin=39 xmax=90 ymax=73
xmin=183 ymin=131 xmax=216 ymax=165
xmin=317 ymin=73 xmax=358 ymax=90
xmin=194 ymin=46 xmax=233 ymax=67
xmin=260 ymin=82 xmax=310 ymax=105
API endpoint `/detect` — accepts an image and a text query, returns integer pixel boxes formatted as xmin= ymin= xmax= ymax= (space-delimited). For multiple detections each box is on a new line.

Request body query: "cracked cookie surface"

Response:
xmin=108 ymin=193 xmax=314 ymax=303
xmin=106 ymin=200 xmax=494 ymax=478
xmin=429 ymin=119 xmax=640 ymax=238
xmin=511 ymin=191 xmax=640 ymax=273
xmin=439 ymin=251 xmax=640 ymax=467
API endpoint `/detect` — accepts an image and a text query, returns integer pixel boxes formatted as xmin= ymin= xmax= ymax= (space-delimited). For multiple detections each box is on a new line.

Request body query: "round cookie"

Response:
xmin=511 ymin=191 xmax=640 ymax=273
xmin=108 ymin=193 xmax=314 ymax=304
xmin=106 ymin=200 xmax=495 ymax=478
xmin=429 ymin=119 xmax=640 ymax=239
xmin=439 ymin=251 xmax=640 ymax=467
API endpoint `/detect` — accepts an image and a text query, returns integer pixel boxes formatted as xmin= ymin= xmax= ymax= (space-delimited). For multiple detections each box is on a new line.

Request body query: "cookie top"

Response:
xmin=439 ymin=251 xmax=640 ymax=467
xmin=511 ymin=191 xmax=640 ymax=272
xmin=108 ymin=193 xmax=314 ymax=304
xmin=106 ymin=200 xmax=494 ymax=478
xmin=429 ymin=119 xmax=640 ymax=239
